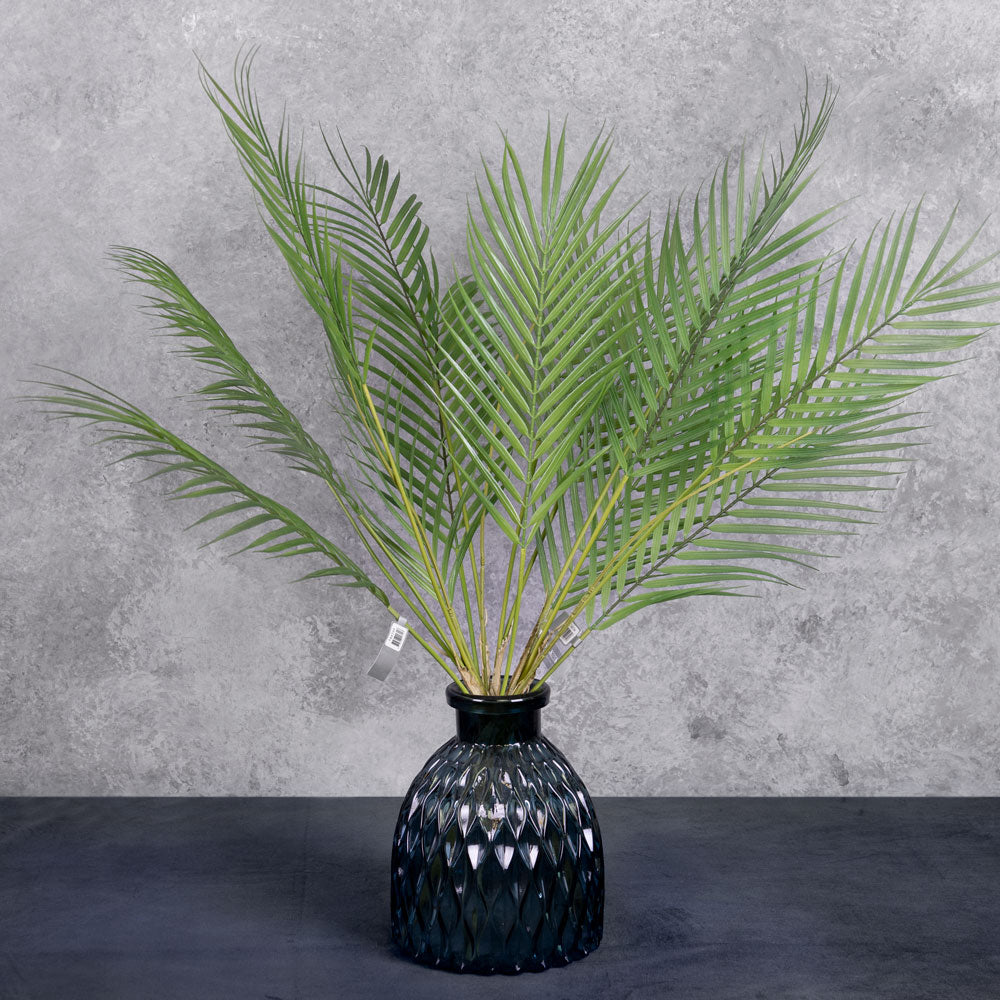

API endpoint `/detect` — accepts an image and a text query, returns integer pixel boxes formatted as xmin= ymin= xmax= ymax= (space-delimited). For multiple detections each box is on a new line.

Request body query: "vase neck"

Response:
xmin=455 ymin=707 xmax=543 ymax=744
xmin=445 ymin=682 xmax=551 ymax=745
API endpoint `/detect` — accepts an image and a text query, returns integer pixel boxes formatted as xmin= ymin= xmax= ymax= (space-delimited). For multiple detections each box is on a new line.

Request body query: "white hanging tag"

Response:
xmin=538 ymin=613 xmax=581 ymax=676
xmin=368 ymin=616 xmax=408 ymax=681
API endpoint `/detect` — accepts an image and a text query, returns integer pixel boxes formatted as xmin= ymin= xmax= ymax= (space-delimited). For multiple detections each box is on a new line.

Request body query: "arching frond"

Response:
xmin=29 ymin=57 xmax=1000 ymax=694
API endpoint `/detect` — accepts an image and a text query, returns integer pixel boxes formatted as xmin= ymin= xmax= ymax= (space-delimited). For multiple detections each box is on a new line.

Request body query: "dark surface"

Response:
xmin=0 ymin=797 xmax=998 ymax=999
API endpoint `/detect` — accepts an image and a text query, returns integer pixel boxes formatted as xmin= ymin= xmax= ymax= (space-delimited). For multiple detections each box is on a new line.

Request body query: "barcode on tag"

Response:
xmin=386 ymin=621 xmax=408 ymax=651
xmin=558 ymin=620 xmax=581 ymax=646
xmin=367 ymin=616 xmax=409 ymax=681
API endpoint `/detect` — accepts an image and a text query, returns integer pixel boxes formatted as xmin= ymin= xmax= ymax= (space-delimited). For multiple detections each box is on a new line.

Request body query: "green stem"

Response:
xmin=360 ymin=384 xmax=479 ymax=682
xmin=325 ymin=484 xmax=458 ymax=671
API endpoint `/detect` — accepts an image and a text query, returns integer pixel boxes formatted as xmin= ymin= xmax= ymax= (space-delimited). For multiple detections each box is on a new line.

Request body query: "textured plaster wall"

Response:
xmin=2 ymin=0 xmax=1000 ymax=795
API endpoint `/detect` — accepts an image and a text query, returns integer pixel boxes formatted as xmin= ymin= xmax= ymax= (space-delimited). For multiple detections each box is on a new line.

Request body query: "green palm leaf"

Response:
xmin=29 ymin=56 xmax=1000 ymax=694
xmin=438 ymin=126 xmax=644 ymax=545
xmin=533 ymin=205 xmax=999 ymax=665
xmin=25 ymin=369 xmax=384 ymax=594
xmin=199 ymin=51 xmax=469 ymax=571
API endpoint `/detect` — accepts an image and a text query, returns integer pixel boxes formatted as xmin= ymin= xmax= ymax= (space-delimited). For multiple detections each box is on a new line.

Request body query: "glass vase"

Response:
xmin=389 ymin=681 xmax=604 ymax=974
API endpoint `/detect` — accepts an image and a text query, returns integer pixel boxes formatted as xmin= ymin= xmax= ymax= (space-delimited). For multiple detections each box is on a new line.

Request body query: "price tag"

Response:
xmin=537 ymin=613 xmax=581 ymax=676
xmin=368 ymin=617 xmax=409 ymax=681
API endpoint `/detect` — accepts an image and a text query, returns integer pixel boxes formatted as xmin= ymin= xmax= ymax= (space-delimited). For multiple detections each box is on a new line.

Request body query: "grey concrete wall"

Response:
xmin=2 ymin=0 xmax=999 ymax=796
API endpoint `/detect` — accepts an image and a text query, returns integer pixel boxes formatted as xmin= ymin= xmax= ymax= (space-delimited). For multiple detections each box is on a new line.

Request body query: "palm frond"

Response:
xmin=31 ymin=57 xmax=1000 ymax=695
xmin=509 ymin=87 xmax=842 ymax=681
xmin=199 ymin=51 xmax=470 ymax=570
xmin=24 ymin=369 xmax=385 ymax=598
xmin=109 ymin=247 xmax=337 ymax=481
xmin=109 ymin=244 xmax=444 ymax=608
xmin=547 ymin=205 xmax=1000 ymax=649
xmin=438 ymin=125 xmax=645 ymax=548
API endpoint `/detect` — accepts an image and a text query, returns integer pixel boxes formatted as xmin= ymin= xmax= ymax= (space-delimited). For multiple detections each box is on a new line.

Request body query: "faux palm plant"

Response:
xmin=28 ymin=55 xmax=1000 ymax=697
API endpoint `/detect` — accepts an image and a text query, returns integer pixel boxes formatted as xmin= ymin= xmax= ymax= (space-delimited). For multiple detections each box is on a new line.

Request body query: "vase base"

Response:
xmin=392 ymin=936 xmax=601 ymax=975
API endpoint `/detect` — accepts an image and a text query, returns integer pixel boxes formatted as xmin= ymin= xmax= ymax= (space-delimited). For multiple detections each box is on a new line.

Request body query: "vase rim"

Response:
xmin=445 ymin=681 xmax=550 ymax=715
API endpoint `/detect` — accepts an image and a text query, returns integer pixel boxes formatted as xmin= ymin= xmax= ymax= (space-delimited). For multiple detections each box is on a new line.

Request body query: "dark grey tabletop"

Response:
xmin=0 ymin=797 xmax=997 ymax=999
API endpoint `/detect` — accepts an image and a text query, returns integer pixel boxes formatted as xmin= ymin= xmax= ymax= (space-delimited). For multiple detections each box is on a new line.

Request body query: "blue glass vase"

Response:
xmin=390 ymin=681 xmax=604 ymax=974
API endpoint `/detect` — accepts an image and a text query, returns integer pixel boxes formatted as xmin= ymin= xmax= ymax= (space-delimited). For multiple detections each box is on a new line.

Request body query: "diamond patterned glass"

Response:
xmin=390 ymin=682 xmax=604 ymax=974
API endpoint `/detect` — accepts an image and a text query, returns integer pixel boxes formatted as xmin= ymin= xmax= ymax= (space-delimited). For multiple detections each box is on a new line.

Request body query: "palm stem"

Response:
xmin=359 ymin=384 xmax=478 ymax=684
